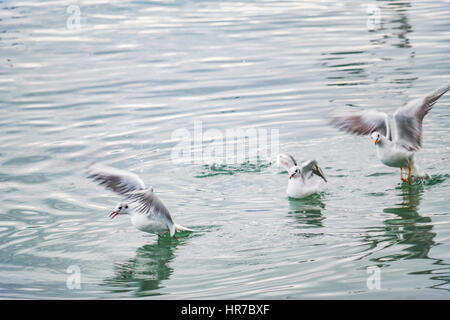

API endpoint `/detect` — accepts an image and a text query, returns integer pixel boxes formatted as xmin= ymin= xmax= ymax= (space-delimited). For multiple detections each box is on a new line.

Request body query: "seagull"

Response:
xmin=87 ymin=164 xmax=194 ymax=238
xmin=329 ymin=85 xmax=450 ymax=184
xmin=278 ymin=153 xmax=327 ymax=199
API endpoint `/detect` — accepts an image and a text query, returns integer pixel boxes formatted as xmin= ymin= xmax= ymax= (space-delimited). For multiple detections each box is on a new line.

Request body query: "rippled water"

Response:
xmin=1 ymin=0 xmax=450 ymax=299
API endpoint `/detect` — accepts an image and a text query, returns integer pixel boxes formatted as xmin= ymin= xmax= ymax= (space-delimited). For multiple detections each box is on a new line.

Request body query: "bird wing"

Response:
xmin=87 ymin=163 xmax=146 ymax=196
xmin=125 ymin=189 xmax=174 ymax=225
xmin=278 ymin=153 xmax=298 ymax=171
xmin=393 ymin=84 xmax=450 ymax=151
xmin=301 ymin=160 xmax=327 ymax=182
xmin=329 ymin=110 xmax=390 ymax=139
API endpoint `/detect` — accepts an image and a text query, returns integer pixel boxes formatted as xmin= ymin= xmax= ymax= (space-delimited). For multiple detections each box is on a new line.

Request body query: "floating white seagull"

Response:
xmin=87 ymin=164 xmax=194 ymax=238
xmin=329 ymin=85 xmax=449 ymax=184
xmin=278 ymin=154 xmax=327 ymax=199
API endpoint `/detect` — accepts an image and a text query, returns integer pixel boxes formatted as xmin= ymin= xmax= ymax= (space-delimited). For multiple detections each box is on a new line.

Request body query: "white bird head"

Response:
xmin=288 ymin=166 xmax=302 ymax=180
xmin=371 ymin=131 xmax=382 ymax=145
xmin=109 ymin=202 xmax=130 ymax=219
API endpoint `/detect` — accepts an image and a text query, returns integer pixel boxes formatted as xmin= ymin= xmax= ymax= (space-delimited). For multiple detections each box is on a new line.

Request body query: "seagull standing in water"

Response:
xmin=278 ymin=154 xmax=327 ymax=199
xmin=87 ymin=164 xmax=194 ymax=238
xmin=329 ymin=85 xmax=450 ymax=184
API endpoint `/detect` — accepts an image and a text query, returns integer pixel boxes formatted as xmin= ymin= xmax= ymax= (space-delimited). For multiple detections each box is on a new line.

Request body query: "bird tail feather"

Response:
xmin=174 ymin=223 xmax=196 ymax=233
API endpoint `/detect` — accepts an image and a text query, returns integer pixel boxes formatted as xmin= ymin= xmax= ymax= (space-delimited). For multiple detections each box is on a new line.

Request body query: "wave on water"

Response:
xmin=421 ymin=173 xmax=449 ymax=186
xmin=194 ymin=160 xmax=274 ymax=178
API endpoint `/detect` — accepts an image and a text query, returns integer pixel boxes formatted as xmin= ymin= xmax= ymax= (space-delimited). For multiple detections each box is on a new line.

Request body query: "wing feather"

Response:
xmin=125 ymin=189 xmax=174 ymax=225
xmin=301 ymin=160 xmax=327 ymax=182
xmin=87 ymin=164 xmax=146 ymax=196
xmin=329 ymin=110 xmax=390 ymax=138
xmin=393 ymin=85 xmax=450 ymax=151
xmin=278 ymin=153 xmax=297 ymax=171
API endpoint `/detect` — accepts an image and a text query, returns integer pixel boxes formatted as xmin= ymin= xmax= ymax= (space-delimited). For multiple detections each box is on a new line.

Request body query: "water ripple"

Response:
xmin=0 ymin=0 xmax=449 ymax=299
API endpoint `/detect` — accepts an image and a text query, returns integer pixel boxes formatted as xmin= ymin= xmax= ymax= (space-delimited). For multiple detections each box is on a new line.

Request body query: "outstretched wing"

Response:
xmin=393 ymin=84 xmax=450 ymax=151
xmin=328 ymin=110 xmax=390 ymax=139
xmin=301 ymin=160 xmax=327 ymax=182
xmin=278 ymin=153 xmax=298 ymax=171
xmin=125 ymin=189 xmax=173 ymax=224
xmin=87 ymin=163 xmax=146 ymax=196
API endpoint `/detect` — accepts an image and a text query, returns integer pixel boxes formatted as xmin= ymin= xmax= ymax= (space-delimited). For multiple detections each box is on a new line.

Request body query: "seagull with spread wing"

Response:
xmin=278 ymin=153 xmax=327 ymax=199
xmin=329 ymin=85 xmax=449 ymax=184
xmin=87 ymin=164 xmax=194 ymax=238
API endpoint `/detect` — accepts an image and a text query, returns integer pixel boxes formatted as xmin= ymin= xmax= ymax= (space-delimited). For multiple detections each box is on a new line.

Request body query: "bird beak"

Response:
xmin=314 ymin=166 xmax=328 ymax=183
xmin=289 ymin=173 xmax=296 ymax=179
xmin=374 ymin=138 xmax=379 ymax=145
xmin=109 ymin=211 xmax=120 ymax=219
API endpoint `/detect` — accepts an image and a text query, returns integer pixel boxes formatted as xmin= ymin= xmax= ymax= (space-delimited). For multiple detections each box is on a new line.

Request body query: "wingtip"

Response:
xmin=444 ymin=83 xmax=450 ymax=94
xmin=86 ymin=161 xmax=108 ymax=175
xmin=431 ymin=84 xmax=450 ymax=97
xmin=86 ymin=161 xmax=100 ymax=178
xmin=323 ymin=109 xmax=335 ymax=122
xmin=324 ymin=109 xmax=343 ymax=127
xmin=86 ymin=160 xmax=97 ymax=171
xmin=278 ymin=153 xmax=298 ymax=167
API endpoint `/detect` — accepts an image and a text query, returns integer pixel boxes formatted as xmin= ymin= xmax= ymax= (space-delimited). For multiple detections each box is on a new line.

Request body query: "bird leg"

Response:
xmin=406 ymin=166 xmax=412 ymax=185
xmin=400 ymin=168 xmax=407 ymax=182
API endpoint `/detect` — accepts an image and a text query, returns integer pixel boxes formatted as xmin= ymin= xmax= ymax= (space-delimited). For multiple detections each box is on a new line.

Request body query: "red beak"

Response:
xmin=289 ymin=173 xmax=295 ymax=179
xmin=109 ymin=211 xmax=120 ymax=219
xmin=374 ymin=138 xmax=379 ymax=145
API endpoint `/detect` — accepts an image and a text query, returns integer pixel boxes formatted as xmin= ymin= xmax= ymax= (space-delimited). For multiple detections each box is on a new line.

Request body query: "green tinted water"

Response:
xmin=1 ymin=0 xmax=449 ymax=299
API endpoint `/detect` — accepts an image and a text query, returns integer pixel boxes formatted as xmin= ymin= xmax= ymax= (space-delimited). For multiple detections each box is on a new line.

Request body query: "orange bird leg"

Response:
xmin=406 ymin=167 xmax=412 ymax=185
xmin=400 ymin=168 xmax=406 ymax=182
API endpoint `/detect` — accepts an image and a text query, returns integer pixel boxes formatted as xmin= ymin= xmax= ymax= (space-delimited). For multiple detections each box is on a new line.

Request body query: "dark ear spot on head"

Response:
xmin=125 ymin=205 xmax=128 ymax=209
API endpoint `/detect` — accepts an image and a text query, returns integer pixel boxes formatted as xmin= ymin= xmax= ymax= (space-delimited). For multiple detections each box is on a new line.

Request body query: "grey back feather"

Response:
xmin=125 ymin=189 xmax=174 ymax=225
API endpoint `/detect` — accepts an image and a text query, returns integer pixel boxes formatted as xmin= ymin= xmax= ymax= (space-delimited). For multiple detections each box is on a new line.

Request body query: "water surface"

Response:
xmin=1 ymin=0 xmax=450 ymax=299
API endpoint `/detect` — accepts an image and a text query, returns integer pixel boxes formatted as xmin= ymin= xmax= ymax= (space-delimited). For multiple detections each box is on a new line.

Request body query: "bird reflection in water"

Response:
xmin=379 ymin=183 xmax=436 ymax=261
xmin=287 ymin=194 xmax=326 ymax=229
xmin=102 ymin=235 xmax=188 ymax=297
xmin=360 ymin=176 xmax=450 ymax=292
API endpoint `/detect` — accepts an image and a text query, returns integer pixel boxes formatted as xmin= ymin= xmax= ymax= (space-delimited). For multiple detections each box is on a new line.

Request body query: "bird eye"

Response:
xmin=118 ymin=206 xmax=122 ymax=210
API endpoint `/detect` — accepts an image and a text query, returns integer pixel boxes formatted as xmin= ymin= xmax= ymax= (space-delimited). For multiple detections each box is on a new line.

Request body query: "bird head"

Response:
xmin=371 ymin=131 xmax=382 ymax=145
xmin=289 ymin=166 xmax=301 ymax=180
xmin=109 ymin=202 xmax=130 ymax=219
